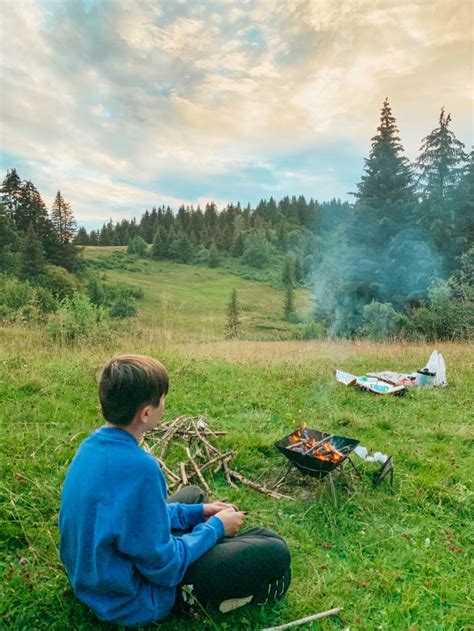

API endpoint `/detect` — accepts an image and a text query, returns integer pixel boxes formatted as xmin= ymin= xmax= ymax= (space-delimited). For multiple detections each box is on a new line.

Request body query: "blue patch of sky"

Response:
xmin=243 ymin=26 xmax=265 ymax=49
xmin=0 ymin=150 xmax=33 ymax=181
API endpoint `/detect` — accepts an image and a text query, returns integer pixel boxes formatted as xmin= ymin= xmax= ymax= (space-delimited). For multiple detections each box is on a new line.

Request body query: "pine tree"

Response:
xmin=355 ymin=98 xmax=414 ymax=207
xmin=353 ymin=98 xmax=416 ymax=246
xmin=225 ymin=289 xmax=241 ymax=339
xmin=152 ymin=226 xmax=172 ymax=259
xmin=1 ymin=168 xmax=22 ymax=220
xmin=74 ymin=226 xmax=90 ymax=245
xmin=283 ymin=285 xmax=295 ymax=319
xmin=16 ymin=180 xmax=60 ymax=264
xmin=20 ymin=223 xmax=45 ymax=280
xmin=208 ymin=243 xmax=220 ymax=268
xmin=231 ymin=231 xmax=245 ymax=257
xmin=15 ymin=180 xmax=50 ymax=233
xmin=294 ymin=257 xmax=303 ymax=284
xmin=416 ymin=108 xmax=467 ymax=203
xmin=282 ymin=255 xmax=294 ymax=287
xmin=51 ymin=191 xmax=77 ymax=244
xmin=0 ymin=201 xmax=21 ymax=273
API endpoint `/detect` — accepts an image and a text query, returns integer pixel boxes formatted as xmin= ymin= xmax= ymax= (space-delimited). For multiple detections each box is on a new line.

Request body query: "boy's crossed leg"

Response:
xmin=168 ymin=486 xmax=291 ymax=613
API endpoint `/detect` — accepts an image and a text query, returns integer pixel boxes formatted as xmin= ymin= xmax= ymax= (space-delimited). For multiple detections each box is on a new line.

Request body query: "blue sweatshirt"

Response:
xmin=59 ymin=426 xmax=224 ymax=626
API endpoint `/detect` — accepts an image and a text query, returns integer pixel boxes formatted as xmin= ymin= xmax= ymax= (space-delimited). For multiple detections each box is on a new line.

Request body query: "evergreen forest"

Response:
xmin=1 ymin=99 xmax=473 ymax=340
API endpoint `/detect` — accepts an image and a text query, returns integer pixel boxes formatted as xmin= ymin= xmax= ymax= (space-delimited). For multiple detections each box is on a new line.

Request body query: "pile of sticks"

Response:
xmin=143 ymin=416 xmax=294 ymax=501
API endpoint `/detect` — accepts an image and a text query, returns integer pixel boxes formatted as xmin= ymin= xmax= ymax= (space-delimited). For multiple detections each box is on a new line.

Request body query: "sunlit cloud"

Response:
xmin=0 ymin=0 xmax=471 ymax=228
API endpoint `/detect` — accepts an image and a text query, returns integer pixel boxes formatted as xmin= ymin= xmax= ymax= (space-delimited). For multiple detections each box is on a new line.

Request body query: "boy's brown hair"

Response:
xmin=98 ymin=354 xmax=169 ymax=426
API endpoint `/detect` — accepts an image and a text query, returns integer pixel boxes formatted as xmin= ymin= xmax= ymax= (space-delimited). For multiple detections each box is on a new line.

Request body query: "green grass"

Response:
xmin=1 ymin=256 xmax=473 ymax=629
xmin=1 ymin=331 xmax=472 ymax=630
xmin=83 ymin=249 xmax=312 ymax=341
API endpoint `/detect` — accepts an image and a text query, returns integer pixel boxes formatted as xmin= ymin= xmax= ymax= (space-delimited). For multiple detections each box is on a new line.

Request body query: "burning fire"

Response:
xmin=289 ymin=427 xmax=344 ymax=463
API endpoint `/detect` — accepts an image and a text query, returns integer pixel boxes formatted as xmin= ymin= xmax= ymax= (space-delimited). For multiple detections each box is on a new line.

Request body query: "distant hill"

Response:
xmin=84 ymin=247 xmax=312 ymax=342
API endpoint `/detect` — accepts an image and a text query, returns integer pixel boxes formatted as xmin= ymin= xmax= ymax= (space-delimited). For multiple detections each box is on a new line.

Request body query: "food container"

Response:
xmin=415 ymin=368 xmax=436 ymax=387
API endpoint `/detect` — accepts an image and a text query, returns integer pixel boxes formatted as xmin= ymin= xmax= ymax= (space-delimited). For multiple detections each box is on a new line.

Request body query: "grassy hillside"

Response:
xmin=1 ymin=326 xmax=472 ymax=630
xmin=82 ymin=247 xmax=312 ymax=341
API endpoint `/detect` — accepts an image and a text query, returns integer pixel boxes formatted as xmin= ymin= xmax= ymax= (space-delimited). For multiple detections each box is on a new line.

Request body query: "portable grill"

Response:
xmin=274 ymin=428 xmax=361 ymax=507
xmin=274 ymin=427 xmax=393 ymax=506
xmin=275 ymin=428 xmax=359 ymax=479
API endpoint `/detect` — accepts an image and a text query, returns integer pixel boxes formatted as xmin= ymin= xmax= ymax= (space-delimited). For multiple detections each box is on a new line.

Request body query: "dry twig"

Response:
xmin=261 ymin=607 xmax=342 ymax=630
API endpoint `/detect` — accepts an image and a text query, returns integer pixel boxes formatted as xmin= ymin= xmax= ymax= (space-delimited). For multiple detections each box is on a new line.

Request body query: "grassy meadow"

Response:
xmin=83 ymin=246 xmax=312 ymax=341
xmin=1 ymin=254 xmax=473 ymax=630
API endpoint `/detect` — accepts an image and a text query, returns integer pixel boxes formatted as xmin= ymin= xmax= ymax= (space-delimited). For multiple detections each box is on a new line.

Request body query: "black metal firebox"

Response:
xmin=275 ymin=428 xmax=359 ymax=479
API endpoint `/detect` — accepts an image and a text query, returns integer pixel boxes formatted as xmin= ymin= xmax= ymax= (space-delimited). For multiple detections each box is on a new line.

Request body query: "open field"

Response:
xmin=82 ymin=248 xmax=311 ymax=341
xmin=1 ymin=321 xmax=472 ymax=630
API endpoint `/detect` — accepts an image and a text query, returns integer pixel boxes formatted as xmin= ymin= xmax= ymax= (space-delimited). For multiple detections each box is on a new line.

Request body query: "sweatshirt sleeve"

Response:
xmin=113 ymin=460 xmax=224 ymax=588
xmin=167 ymin=502 xmax=205 ymax=531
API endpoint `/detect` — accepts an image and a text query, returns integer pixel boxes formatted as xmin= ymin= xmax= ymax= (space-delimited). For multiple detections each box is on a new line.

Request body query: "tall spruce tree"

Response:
xmin=20 ymin=223 xmax=45 ymax=280
xmin=0 ymin=201 xmax=21 ymax=273
xmin=416 ymin=108 xmax=467 ymax=203
xmin=1 ymin=168 xmax=23 ymax=220
xmin=51 ymin=191 xmax=77 ymax=244
xmin=283 ymin=284 xmax=295 ymax=319
xmin=225 ymin=289 xmax=241 ymax=339
xmin=353 ymin=98 xmax=415 ymax=246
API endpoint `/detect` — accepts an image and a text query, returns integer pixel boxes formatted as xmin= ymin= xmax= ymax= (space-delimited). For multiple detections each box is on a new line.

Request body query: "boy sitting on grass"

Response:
xmin=59 ymin=354 xmax=291 ymax=627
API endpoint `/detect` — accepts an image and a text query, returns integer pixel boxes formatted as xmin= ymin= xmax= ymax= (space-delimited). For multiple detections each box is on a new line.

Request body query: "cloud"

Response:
xmin=0 ymin=0 xmax=471 ymax=227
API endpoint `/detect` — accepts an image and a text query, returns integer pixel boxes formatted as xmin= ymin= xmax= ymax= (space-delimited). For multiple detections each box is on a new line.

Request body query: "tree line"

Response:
xmin=1 ymin=98 xmax=472 ymax=339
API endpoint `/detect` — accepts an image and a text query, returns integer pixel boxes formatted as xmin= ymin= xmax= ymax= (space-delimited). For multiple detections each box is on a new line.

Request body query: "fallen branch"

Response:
xmin=185 ymin=447 xmax=211 ymax=495
xmin=227 ymin=468 xmax=295 ymax=502
xmin=180 ymin=462 xmax=188 ymax=486
xmin=156 ymin=456 xmax=180 ymax=482
xmin=261 ymin=607 xmax=342 ymax=631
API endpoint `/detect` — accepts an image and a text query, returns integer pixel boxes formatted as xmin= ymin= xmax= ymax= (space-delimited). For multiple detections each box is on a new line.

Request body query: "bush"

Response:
xmin=195 ymin=248 xmax=210 ymax=265
xmin=292 ymin=318 xmax=325 ymax=340
xmin=241 ymin=232 xmax=274 ymax=268
xmin=409 ymin=280 xmax=474 ymax=340
xmin=0 ymin=275 xmax=33 ymax=311
xmin=109 ymin=296 xmax=137 ymax=319
xmin=360 ymin=301 xmax=405 ymax=340
xmin=33 ymin=264 xmax=78 ymax=300
xmin=127 ymin=236 xmax=147 ymax=257
xmin=46 ymin=292 xmax=111 ymax=343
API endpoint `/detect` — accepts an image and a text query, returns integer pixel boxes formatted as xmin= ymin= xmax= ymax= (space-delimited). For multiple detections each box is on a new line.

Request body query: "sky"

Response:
xmin=1 ymin=0 xmax=472 ymax=230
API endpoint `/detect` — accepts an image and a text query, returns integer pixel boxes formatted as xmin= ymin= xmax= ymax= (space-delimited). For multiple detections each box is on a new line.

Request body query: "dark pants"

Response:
xmin=168 ymin=486 xmax=291 ymax=612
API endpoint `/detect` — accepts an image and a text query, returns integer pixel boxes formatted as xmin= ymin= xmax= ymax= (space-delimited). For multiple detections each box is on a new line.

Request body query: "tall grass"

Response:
xmin=1 ymin=326 xmax=472 ymax=630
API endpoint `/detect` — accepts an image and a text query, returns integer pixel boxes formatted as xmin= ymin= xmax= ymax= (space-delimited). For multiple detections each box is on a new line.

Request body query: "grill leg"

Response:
xmin=328 ymin=473 xmax=337 ymax=509
xmin=271 ymin=462 xmax=294 ymax=490
xmin=346 ymin=455 xmax=363 ymax=478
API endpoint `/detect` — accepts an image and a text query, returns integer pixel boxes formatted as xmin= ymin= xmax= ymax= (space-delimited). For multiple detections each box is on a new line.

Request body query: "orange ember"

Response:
xmin=288 ymin=427 xmax=344 ymax=463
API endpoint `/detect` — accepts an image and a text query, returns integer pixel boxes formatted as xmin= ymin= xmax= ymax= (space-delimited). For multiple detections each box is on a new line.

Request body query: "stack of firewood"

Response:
xmin=143 ymin=415 xmax=294 ymax=501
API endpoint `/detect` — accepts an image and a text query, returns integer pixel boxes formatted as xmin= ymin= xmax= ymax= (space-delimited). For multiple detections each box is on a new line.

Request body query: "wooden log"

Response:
xmin=227 ymin=468 xmax=295 ymax=501
xmin=260 ymin=607 xmax=342 ymax=631
xmin=305 ymin=434 xmax=335 ymax=456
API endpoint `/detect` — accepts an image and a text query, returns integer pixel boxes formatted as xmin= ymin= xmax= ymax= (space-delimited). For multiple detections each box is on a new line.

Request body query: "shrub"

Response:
xmin=127 ymin=236 xmax=147 ymax=257
xmin=109 ymin=296 xmax=137 ymax=319
xmin=0 ymin=275 xmax=33 ymax=311
xmin=292 ymin=318 xmax=325 ymax=340
xmin=241 ymin=232 xmax=273 ymax=268
xmin=360 ymin=301 xmax=404 ymax=340
xmin=195 ymin=248 xmax=210 ymax=265
xmin=409 ymin=280 xmax=473 ymax=340
xmin=33 ymin=264 xmax=78 ymax=300
xmin=46 ymin=292 xmax=111 ymax=343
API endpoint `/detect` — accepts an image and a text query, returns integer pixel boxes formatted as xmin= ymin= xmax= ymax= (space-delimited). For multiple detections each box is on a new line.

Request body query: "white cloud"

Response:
xmin=0 ymin=0 xmax=471 ymax=224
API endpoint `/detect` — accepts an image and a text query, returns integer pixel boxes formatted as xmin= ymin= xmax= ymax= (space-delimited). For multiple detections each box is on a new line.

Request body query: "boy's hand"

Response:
xmin=214 ymin=508 xmax=245 ymax=537
xmin=203 ymin=501 xmax=236 ymax=518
